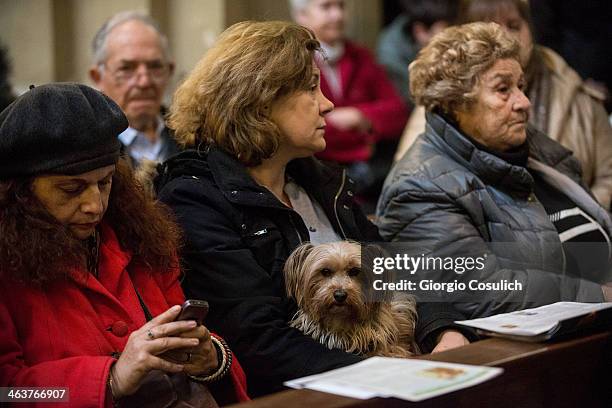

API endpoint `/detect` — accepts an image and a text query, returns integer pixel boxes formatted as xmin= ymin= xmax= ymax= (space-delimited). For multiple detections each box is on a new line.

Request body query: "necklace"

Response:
xmin=86 ymin=229 xmax=100 ymax=278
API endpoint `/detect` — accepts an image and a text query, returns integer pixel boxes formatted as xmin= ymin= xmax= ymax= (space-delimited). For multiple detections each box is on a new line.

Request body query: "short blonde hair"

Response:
xmin=168 ymin=21 xmax=320 ymax=166
xmin=409 ymin=22 xmax=520 ymax=116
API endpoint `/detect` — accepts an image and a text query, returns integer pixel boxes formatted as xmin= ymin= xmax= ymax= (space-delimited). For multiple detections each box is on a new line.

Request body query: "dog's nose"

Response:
xmin=333 ymin=289 xmax=347 ymax=303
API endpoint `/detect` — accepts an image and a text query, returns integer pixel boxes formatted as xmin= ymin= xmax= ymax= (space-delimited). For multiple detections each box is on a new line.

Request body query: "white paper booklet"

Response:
xmin=455 ymin=302 xmax=612 ymax=341
xmin=284 ymin=357 xmax=503 ymax=402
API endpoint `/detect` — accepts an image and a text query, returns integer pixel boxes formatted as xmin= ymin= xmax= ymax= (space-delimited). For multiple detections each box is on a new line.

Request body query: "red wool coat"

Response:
xmin=0 ymin=224 xmax=249 ymax=407
xmin=316 ymin=40 xmax=408 ymax=163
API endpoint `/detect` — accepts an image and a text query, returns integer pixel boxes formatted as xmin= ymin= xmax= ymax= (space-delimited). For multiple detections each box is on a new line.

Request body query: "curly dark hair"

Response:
xmin=0 ymin=158 xmax=182 ymax=285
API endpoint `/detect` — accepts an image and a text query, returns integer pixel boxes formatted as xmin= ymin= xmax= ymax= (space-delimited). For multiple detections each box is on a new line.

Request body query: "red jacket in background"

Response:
xmin=317 ymin=40 xmax=408 ymax=164
xmin=0 ymin=223 xmax=249 ymax=407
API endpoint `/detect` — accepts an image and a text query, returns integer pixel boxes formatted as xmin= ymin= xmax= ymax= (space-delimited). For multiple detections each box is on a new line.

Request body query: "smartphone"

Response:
xmin=176 ymin=299 xmax=209 ymax=326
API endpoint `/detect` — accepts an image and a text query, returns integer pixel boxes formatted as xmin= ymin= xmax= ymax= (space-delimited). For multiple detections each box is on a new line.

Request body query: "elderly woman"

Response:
xmin=155 ymin=20 xmax=475 ymax=397
xmin=377 ymin=22 xmax=612 ymax=319
xmin=0 ymin=84 xmax=248 ymax=406
xmin=395 ymin=0 xmax=612 ymax=209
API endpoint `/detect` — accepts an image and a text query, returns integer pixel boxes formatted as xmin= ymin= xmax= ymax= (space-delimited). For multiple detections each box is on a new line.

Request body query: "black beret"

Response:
xmin=0 ymin=82 xmax=128 ymax=178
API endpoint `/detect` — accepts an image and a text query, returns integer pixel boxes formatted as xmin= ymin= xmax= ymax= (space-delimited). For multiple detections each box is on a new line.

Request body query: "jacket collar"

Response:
xmin=525 ymin=124 xmax=578 ymax=170
xmin=156 ymin=146 xmax=345 ymax=209
xmin=69 ymin=223 xmax=131 ymax=285
xmin=67 ymin=223 xmax=150 ymax=328
xmin=426 ymin=112 xmax=534 ymax=193
xmin=426 ymin=112 xmax=579 ymax=195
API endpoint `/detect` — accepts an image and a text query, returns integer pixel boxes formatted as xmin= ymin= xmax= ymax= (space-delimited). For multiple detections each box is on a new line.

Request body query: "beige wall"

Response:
xmin=0 ymin=0 xmax=55 ymax=94
xmin=59 ymin=0 xmax=151 ymax=84
xmin=165 ymin=0 xmax=225 ymax=92
xmin=226 ymin=0 xmax=290 ymax=25
xmin=0 ymin=0 xmax=382 ymax=96
xmin=345 ymin=0 xmax=383 ymax=50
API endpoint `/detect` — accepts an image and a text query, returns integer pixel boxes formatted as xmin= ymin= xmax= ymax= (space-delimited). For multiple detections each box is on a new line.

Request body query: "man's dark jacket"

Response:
xmin=155 ymin=146 xmax=472 ymax=396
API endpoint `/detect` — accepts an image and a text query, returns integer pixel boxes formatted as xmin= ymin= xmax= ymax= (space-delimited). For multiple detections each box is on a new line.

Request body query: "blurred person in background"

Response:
xmin=530 ymin=0 xmax=612 ymax=113
xmin=90 ymin=11 xmax=180 ymax=168
xmin=290 ymin=0 xmax=408 ymax=211
xmin=377 ymin=0 xmax=459 ymax=108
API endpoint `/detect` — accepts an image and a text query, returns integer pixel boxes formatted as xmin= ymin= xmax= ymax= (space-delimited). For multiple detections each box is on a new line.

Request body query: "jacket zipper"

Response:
xmin=289 ymin=213 xmax=304 ymax=245
xmin=334 ymin=169 xmax=348 ymax=239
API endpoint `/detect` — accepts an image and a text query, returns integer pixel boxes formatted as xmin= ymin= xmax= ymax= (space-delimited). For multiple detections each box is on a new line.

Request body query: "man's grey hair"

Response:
xmin=92 ymin=10 xmax=171 ymax=65
xmin=288 ymin=0 xmax=313 ymax=17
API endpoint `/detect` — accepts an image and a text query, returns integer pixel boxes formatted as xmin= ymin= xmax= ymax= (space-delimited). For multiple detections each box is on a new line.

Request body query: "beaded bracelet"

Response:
xmin=188 ymin=336 xmax=233 ymax=383
xmin=106 ymin=364 xmax=120 ymax=407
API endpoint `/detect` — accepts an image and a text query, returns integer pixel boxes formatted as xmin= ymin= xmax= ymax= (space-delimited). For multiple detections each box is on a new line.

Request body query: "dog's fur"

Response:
xmin=284 ymin=241 xmax=418 ymax=357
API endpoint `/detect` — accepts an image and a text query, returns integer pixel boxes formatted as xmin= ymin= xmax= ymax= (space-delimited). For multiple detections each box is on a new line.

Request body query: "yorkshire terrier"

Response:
xmin=284 ymin=241 xmax=418 ymax=358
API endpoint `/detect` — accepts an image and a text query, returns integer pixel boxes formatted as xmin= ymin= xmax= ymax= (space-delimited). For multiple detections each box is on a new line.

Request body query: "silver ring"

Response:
xmin=186 ymin=352 xmax=192 ymax=362
xmin=146 ymin=329 xmax=155 ymax=340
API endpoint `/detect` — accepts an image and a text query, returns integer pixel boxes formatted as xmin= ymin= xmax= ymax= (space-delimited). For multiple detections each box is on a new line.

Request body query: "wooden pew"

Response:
xmin=228 ymin=329 xmax=612 ymax=408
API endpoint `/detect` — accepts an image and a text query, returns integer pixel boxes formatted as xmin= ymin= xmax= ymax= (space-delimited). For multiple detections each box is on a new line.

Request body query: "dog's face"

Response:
xmin=284 ymin=241 xmax=377 ymax=332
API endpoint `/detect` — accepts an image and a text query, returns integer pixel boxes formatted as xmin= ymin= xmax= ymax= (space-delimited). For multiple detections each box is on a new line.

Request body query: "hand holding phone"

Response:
xmin=176 ymin=299 xmax=209 ymax=326
xmin=158 ymin=300 xmax=213 ymax=367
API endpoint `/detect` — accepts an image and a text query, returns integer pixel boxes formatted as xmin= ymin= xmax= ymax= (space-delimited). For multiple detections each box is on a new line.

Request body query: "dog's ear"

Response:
xmin=283 ymin=242 xmax=314 ymax=304
xmin=361 ymin=243 xmax=393 ymax=302
xmin=361 ymin=243 xmax=387 ymax=276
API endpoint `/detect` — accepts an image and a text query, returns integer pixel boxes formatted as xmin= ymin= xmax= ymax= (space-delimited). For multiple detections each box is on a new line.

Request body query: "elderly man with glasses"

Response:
xmin=89 ymin=11 xmax=180 ymax=168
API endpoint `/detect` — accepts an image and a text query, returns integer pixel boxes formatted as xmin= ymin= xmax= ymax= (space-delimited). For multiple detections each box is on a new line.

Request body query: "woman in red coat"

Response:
xmin=0 ymin=83 xmax=248 ymax=407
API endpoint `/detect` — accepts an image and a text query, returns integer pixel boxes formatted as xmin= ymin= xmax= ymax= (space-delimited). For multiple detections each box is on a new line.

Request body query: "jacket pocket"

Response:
xmin=241 ymin=223 xmax=284 ymax=275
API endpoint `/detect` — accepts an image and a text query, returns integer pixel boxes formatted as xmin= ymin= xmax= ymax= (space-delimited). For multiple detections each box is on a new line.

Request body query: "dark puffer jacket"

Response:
xmin=377 ymin=112 xmax=609 ymax=318
xmin=155 ymin=146 xmax=474 ymax=396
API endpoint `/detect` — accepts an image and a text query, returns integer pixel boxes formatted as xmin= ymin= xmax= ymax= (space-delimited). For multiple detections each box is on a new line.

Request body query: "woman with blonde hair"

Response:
xmin=156 ymin=20 xmax=475 ymax=396
xmin=377 ymin=22 xmax=612 ymax=319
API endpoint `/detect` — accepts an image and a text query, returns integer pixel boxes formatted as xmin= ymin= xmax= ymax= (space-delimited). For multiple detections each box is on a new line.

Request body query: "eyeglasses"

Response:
xmin=101 ymin=60 xmax=170 ymax=84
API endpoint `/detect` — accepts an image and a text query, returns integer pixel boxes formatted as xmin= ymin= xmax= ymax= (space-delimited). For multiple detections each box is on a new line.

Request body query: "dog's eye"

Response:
xmin=348 ymin=267 xmax=360 ymax=277
xmin=320 ymin=268 xmax=332 ymax=277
